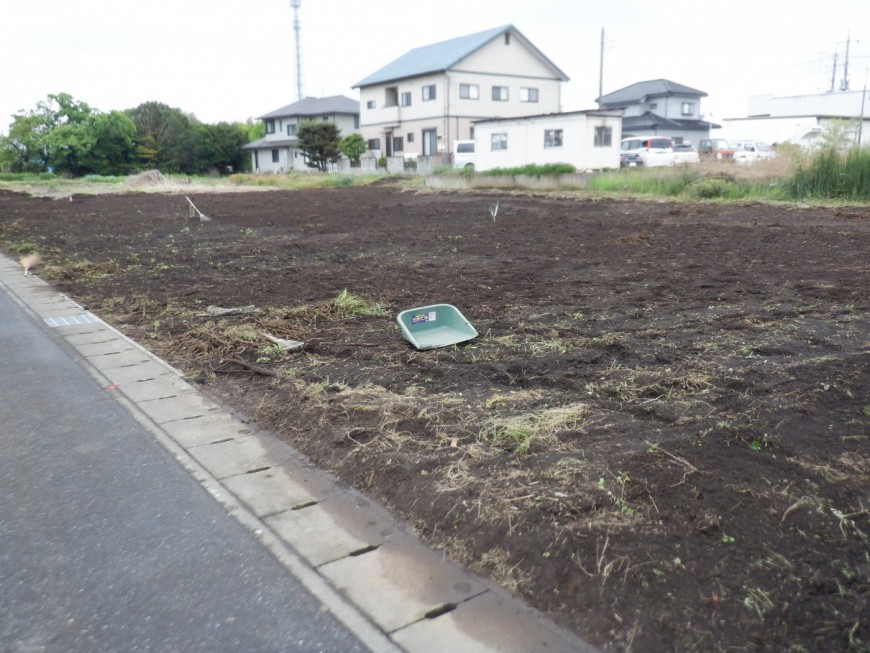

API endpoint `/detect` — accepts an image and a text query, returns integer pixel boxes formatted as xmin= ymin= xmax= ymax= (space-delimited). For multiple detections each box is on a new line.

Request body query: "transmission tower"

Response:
xmin=291 ymin=0 xmax=304 ymax=101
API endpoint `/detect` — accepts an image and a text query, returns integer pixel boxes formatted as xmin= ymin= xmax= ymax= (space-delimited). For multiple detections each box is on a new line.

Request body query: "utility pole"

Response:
xmin=598 ymin=28 xmax=604 ymax=100
xmin=859 ymin=70 xmax=867 ymax=146
xmin=830 ymin=51 xmax=838 ymax=92
xmin=842 ymin=30 xmax=851 ymax=91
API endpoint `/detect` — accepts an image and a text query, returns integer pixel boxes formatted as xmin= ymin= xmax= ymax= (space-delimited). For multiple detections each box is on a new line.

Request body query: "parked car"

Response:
xmin=620 ymin=151 xmax=643 ymax=167
xmin=698 ymin=138 xmax=734 ymax=161
xmin=620 ymin=137 xmax=675 ymax=167
xmin=673 ymin=142 xmax=700 ymax=165
xmin=730 ymin=140 xmax=776 ymax=165
xmin=453 ymin=140 xmax=475 ymax=169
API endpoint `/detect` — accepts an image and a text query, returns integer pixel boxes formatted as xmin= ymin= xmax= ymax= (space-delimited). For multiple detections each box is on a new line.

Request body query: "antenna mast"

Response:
xmin=291 ymin=0 xmax=303 ymax=101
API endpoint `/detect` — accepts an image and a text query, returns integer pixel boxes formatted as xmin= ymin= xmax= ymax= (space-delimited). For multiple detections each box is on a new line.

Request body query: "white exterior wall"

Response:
xmin=747 ymin=91 xmax=867 ymax=118
xmin=619 ymin=94 xmax=701 ymax=120
xmin=474 ymin=113 xmax=621 ymax=172
xmin=360 ymin=73 xmax=447 ymax=157
xmin=251 ymin=112 xmax=360 ymax=173
xmin=722 ymin=115 xmax=870 ymax=147
xmin=723 ymin=91 xmax=870 ymax=147
xmin=252 ymin=146 xmax=296 ymax=174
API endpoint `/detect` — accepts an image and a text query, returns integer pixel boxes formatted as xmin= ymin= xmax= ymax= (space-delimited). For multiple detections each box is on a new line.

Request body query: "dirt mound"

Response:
xmin=124 ymin=170 xmax=166 ymax=187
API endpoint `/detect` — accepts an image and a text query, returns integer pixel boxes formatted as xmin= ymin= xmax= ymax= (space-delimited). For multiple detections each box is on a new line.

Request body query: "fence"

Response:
xmin=333 ymin=154 xmax=451 ymax=176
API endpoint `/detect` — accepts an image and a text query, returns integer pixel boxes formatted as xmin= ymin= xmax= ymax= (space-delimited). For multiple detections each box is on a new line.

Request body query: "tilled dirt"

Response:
xmin=1 ymin=184 xmax=868 ymax=652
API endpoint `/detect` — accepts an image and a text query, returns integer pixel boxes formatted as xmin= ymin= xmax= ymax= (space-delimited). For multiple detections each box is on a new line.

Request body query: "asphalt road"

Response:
xmin=0 ymin=287 xmax=368 ymax=653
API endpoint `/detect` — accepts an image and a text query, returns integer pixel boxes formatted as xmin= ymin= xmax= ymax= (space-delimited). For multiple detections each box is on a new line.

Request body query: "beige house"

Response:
xmin=242 ymin=95 xmax=360 ymax=173
xmin=353 ymin=25 xmax=569 ymax=160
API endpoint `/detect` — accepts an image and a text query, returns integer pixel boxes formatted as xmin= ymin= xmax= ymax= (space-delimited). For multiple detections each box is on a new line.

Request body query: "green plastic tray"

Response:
xmin=396 ymin=304 xmax=478 ymax=350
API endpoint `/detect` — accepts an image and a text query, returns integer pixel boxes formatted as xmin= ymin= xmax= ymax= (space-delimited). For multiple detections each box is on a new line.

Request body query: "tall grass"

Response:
xmin=783 ymin=146 xmax=870 ymax=200
xmin=0 ymin=172 xmax=56 ymax=182
xmin=482 ymin=163 xmax=577 ymax=176
xmin=586 ymin=148 xmax=870 ymax=203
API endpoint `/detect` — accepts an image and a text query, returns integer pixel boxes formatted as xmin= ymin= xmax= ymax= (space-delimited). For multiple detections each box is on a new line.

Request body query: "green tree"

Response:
xmin=197 ymin=122 xmax=249 ymax=173
xmin=242 ymin=117 xmax=265 ymax=142
xmin=126 ymin=102 xmax=202 ymax=172
xmin=158 ymin=110 xmax=200 ymax=174
xmin=339 ymin=133 xmax=366 ymax=166
xmin=0 ymin=111 xmax=48 ymax=172
xmin=297 ymin=121 xmax=341 ymax=171
xmin=46 ymin=111 xmax=137 ymax=176
xmin=0 ymin=92 xmax=92 ymax=172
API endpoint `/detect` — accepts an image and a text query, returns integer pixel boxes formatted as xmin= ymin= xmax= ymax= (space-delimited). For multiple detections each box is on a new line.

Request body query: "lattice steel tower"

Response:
xmin=291 ymin=0 xmax=304 ymax=100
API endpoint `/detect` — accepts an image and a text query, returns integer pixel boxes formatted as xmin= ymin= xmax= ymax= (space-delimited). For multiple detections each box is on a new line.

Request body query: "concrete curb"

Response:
xmin=0 ymin=253 xmax=600 ymax=653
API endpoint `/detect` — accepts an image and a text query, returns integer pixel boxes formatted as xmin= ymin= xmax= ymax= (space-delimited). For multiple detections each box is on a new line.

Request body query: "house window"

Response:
xmin=492 ymin=86 xmax=509 ymax=101
xmin=422 ymin=85 xmax=436 ymax=101
xmin=681 ymin=102 xmax=695 ymax=116
xmin=401 ymin=91 xmax=412 ymax=107
xmin=459 ymin=83 xmax=479 ymax=100
xmin=265 ymin=119 xmax=275 ymax=134
xmin=649 ymin=102 xmax=658 ymax=110
xmin=366 ymin=100 xmax=376 ymax=109
xmin=491 ymin=133 xmax=508 ymax=151
xmin=287 ymin=124 xmax=297 ymax=136
xmin=385 ymin=87 xmax=398 ymax=107
xmin=271 ymin=149 xmax=279 ymax=163
xmin=367 ymin=138 xmax=380 ymax=150
xmin=322 ymin=116 xmax=330 ymax=121
xmin=422 ymin=129 xmax=437 ymax=155
xmin=407 ymin=132 xmax=415 ymax=143
xmin=354 ymin=115 xmax=360 ymax=129
xmin=594 ymin=126 xmax=613 ymax=147
xmin=504 ymin=32 xmax=510 ymax=45
xmin=544 ymin=129 xmax=563 ymax=148
xmin=520 ymin=87 xmax=539 ymax=103
xmin=393 ymin=136 xmax=404 ymax=152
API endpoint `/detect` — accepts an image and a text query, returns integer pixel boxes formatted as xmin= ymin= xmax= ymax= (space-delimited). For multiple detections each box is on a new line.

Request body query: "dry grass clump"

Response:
xmin=480 ymin=403 xmax=591 ymax=454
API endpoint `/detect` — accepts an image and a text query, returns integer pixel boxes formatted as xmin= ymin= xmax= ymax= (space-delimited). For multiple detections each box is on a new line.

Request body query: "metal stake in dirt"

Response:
xmin=185 ymin=196 xmax=212 ymax=222
xmin=489 ymin=200 xmax=500 ymax=221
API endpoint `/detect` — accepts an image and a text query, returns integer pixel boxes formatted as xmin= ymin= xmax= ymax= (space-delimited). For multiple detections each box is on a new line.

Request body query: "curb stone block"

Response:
xmin=319 ymin=537 xmax=487 ymax=633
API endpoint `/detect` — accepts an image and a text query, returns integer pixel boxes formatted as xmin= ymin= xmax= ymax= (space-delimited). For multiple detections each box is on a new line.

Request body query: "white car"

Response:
xmin=730 ymin=140 xmax=776 ymax=165
xmin=453 ymin=140 xmax=475 ymax=170
xmin=620 ymin=137 xmax=675 ymax=167
xmin=673 ymin=143 xmax=700 ymax=165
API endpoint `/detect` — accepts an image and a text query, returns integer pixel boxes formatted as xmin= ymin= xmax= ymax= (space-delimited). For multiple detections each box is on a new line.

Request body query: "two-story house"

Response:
xmin=353 ymin=25 xmax=569 ymax=160
xmin=596 ymin=79 xmax=718 ymax=147
xmin=242 ymin=95 xmax=360 ymax=173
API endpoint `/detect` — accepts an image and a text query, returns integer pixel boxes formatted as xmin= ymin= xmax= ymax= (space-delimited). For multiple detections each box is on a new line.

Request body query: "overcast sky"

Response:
xmin=2 ymin=0 xmax=869 ymax=135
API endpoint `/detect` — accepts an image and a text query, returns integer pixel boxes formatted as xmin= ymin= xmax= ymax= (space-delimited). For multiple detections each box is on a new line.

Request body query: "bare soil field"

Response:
xmin=1 ymin=183 xmax=868 ymax=652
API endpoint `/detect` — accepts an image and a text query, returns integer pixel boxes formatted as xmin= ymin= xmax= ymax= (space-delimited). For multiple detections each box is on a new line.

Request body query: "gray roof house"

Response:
xmin=354 ymin=25 xmax=569 ymax=160
xmin=243 ymin=95 xmax=360 ymax=173
xmin=597 ymin=79 xmax=718 ymax=146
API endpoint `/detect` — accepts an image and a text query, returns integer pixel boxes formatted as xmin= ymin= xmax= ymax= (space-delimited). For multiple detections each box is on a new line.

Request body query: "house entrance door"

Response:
xmin=385 ymin=130 xmax=393 ymax=157
xmin=422 ymin=129 xmax=437 ymax=156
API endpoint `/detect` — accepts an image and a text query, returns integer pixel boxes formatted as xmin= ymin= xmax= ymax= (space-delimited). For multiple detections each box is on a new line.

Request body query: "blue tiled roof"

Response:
xmin=354 ymin=25 xmax=568 ymax=88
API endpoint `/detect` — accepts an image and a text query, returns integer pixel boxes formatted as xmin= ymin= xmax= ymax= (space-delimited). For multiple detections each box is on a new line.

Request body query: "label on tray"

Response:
xmin=411 ymin=311 xmax=437 ymax=324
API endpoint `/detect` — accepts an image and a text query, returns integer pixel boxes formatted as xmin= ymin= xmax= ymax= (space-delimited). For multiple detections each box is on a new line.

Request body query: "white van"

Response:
xmin=453 ymin=140 xmax=475 ymax=170
xmin=620 ymin=137 xmax=675 ymax=167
